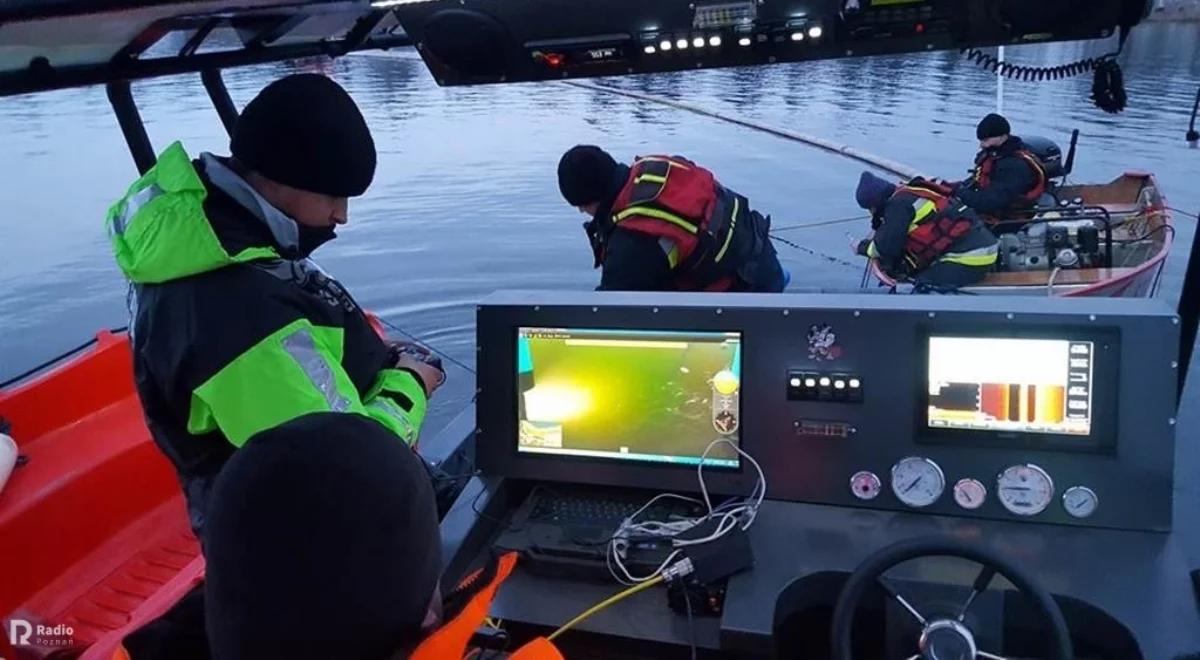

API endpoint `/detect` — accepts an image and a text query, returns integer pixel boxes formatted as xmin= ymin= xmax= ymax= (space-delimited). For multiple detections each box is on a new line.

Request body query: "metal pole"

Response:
xmin=996 ymin=46 xmax=1004 ymax=114
xmin=1179 ymin=216 xmax=1200 ymax=406
xmin=201 ymin=68 xmax=239 ymax=137
xmin=105 ymin=81 xmax=156 ymax=175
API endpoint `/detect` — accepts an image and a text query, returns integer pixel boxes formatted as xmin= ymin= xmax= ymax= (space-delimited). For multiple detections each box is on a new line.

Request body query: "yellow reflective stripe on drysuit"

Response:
xmin=939 ymin=243 xmax=998 ymax=267
xmin=613 ymin=206 xmax=699 ymax=233
xmin=908 ymin=199 xmax=938 ymax=230
xmin=714 ymin=196 xmax=740 ymax=263
xmin=658 ymin=238 xmax=680 ymax=268
xmin=636 ymin=157 xmax=690 ymax=170
xmin=634 ymin=174 xmax=667 ymax=184
xmin=867 ymin=198 xmax=937 ymax=259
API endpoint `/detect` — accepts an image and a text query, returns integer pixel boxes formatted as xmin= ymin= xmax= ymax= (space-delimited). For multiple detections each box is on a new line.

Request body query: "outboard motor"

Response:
xmin=1021 ymin=135 xmax=1066 ymax=209
xmin=1022 ymin=135 xmax=1065 ymax=179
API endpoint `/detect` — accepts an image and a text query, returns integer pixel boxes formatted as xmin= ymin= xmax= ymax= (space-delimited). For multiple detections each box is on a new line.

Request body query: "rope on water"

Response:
xmin=561 ymin=80 xmax=922 ymax=180
xmin=772 ymin=215 xmax=871 ymax=232
xmin=769 ymin=233 xmax=863 ymax=270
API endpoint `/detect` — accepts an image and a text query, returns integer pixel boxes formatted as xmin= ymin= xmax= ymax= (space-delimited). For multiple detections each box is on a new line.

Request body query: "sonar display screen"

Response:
xmin=927 ymin=336 xmax=1095 ymax=436
xmin=516 ymin=327 xmax=742 ymax=468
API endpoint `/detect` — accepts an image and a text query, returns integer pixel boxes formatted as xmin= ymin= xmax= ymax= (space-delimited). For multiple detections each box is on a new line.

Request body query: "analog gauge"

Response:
xmin=953 ymin=478 xmax=987 ymax=510
xmin=890 ymin=457 xmax=945 ymax=508
xmin=996 ymin=464 xmax=1055 ymax=516
xmin=850 ymin=471 xmax=882 ymax=501
xmin=1062 ymin=486 xmax=1099 ymax=519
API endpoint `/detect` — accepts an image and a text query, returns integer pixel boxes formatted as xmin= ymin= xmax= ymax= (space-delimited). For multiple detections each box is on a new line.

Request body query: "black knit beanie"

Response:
xmin=976 ymin=113 xmax=1011 ymax=141
xmin=558 ymin=145 xmax=619 ymax=206
xmin=231 ymin=74 xmax=377 ymax=197
xmin=204 ymin=413 xmax=441 ymax=660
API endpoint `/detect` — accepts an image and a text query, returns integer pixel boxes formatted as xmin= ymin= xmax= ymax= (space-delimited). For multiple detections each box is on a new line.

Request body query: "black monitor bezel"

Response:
xmin=915 ymin=323 xmax=1121 ymax=454
xmin=477 ymin=303 xmax=756 ymax=497
xmin=513 ymin=325 xmax=744 ymax=471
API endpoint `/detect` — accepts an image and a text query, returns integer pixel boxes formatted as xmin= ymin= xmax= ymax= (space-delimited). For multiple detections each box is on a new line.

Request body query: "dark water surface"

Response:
xmin=2 ymin=23 xmax=1198 ymax=435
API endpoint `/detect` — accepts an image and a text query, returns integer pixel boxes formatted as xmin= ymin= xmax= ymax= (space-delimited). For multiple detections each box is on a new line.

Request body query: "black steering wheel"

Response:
xmin=830 ymin=537 xmax=1073 ymax=660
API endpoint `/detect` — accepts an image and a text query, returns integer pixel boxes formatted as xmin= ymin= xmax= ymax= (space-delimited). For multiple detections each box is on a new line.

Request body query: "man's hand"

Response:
xmin=850 ymin=237 xmax=872 ymax=257
xmin=395 ymin=352 xmax=446 ymax=398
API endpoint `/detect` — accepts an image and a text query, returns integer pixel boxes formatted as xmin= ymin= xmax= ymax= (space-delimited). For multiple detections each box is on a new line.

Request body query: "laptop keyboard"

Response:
xmin=529 ymin=493 xmax=701 ymax=527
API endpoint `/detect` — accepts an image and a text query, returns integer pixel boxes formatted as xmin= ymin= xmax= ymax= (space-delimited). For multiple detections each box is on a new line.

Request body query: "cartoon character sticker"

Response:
xmin=807 ymin=324 xmax=842 ymax=361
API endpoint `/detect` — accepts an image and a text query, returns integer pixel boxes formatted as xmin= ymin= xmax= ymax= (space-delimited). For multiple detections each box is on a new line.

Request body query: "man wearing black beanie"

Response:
xmin=200 ymin=413 xmax=562 ymax=660
xmin=557 ymin=145 xmax=788 ymax=292
xmin=951 ymin=113 xmax=1048 ymax=225
xmin=106 ymin=74 xmax=445 ymax=540
xmin=204 ymin=413 xmax=442 ymax=659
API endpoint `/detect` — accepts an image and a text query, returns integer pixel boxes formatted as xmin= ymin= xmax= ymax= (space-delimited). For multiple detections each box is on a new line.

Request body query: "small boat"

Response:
xmin=866 ymin=134 xmax=1173 ymax=297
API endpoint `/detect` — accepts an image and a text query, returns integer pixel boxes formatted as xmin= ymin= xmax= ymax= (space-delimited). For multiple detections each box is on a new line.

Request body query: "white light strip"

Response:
xmin=370 ymin=0 xmax=439 ymax=7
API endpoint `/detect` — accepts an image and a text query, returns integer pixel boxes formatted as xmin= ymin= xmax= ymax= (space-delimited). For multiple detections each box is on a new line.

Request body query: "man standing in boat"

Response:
xmin=106 ymin=74 xmax=445 ymax=537
xmin=852 ymin=171 xmax=998 ymax=288
xmin=556 ymin=146 xmax=788 ymax=292
xmin=951 ymin=113 xmax=1049 ymax=226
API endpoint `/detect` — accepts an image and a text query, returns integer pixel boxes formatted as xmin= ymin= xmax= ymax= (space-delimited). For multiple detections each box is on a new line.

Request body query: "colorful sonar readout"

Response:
xmin=516 ymin=328 xmax=742 ymax=468
xmin=927 ymin=336 xmax=1094 ymax=436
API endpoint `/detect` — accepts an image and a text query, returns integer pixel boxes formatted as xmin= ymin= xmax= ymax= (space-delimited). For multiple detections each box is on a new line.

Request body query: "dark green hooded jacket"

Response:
xmin=107 ymin=142 xmax=427 ymax=535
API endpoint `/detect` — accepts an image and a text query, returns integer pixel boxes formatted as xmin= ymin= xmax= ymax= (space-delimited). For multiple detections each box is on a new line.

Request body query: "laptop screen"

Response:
xmin=516 ymin=327 xmax=742 ymax=468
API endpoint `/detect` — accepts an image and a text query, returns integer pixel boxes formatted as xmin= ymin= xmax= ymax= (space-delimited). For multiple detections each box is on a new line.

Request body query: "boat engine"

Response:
xmin=997 ymin=214 xmax=1105 ymax=272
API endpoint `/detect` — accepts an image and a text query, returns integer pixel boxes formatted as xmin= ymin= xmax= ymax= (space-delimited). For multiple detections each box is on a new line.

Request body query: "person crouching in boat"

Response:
xmin=201 ymin=413 xmax=561 ymax=660
xmin=557 ymin=145 xmax=789 ymax=292
xmin=851 ymin=172 xmax=998 ymax=288
xmin=948 ymin=113 xmax=1048 ymax=230
xmin=105 ymin=74 xmax=445 ymax=539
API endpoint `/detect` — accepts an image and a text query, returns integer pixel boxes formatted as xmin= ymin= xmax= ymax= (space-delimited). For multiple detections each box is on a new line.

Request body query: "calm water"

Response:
xmin=2 ymin=23 xmax=1198 ymax=435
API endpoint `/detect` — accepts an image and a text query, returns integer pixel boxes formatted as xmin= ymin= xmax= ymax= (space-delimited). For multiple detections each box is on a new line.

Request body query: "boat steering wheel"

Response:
xmin=830 ymin=538 xmax=1073 ymax=660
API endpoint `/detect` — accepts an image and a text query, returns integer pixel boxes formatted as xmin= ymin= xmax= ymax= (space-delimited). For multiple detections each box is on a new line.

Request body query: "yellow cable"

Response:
xmin=546 ymin=575 xmax=666 ymax=641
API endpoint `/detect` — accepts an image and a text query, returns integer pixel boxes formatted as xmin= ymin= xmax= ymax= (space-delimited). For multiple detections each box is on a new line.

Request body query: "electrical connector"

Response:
xmin=662 ymin=557 xmax=695 ymax=583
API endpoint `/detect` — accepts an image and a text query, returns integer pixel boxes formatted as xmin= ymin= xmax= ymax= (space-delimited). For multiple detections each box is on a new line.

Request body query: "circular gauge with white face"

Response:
xmin=953 ymin=478 xmax=987 ymax=510
xmin=1062 ymin=486 xmax=1099 ymax=519
xmin=890 ymin=457 xmax=945 ymax=508
xmin=996 ymin=464 xmax=1055 ymax=516
xmin=850 ymin=471 xmax=882 ymax=501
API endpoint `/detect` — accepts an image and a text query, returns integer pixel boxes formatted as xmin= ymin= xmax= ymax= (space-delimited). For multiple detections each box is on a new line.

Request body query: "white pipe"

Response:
xmin=997 ymin=45 xmax=1005 ymax=115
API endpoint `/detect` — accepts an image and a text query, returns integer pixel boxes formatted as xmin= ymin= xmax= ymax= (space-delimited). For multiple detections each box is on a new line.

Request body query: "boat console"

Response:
xmin=437 ymin=291 xmax=1200 ymax=658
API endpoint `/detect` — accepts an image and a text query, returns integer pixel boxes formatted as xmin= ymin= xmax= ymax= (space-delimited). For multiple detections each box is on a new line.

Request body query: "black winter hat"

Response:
xmin=976 ymin=113 xmax=1011 ymax=140
xmin=558 ymin=145 xmax=618 ymax=206
xmin=204 ymin=412 xmax=441 ymax=660
xmin=855 ymin=171 xmax=896 ymax=210
xmin=231 ymin=74 xmax=377 ymax=197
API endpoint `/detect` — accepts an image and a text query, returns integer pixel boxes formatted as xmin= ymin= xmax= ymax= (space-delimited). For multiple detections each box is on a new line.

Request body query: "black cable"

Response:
xmin=379 ymin=317 xmax=476 ymax=375
xmin=960 ymin=26 xmax=1130 ymax=113
xmin=0 ymin=326 xmax=129 ymax=389
xmin=683 ymin=588 xmax=698 ymax=660
xmin=1111 ymin=223 xmax=1175 ymax=244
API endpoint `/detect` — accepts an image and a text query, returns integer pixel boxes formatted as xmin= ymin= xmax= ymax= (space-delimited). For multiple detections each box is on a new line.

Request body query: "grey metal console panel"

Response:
xmin=477 ymin=291 xmax=1178 ymax=531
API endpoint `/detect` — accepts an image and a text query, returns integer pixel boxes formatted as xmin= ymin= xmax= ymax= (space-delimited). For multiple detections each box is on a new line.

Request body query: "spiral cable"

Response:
xmin=960 ymin=26 xmax=1130 ymax=114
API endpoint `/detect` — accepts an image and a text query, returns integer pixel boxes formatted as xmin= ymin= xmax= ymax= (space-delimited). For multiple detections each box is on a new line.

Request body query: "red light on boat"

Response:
xmin=542 ymin=53 xmax=565 ymax=68
xmin=914 ymin=23 xmax=926 ymax=34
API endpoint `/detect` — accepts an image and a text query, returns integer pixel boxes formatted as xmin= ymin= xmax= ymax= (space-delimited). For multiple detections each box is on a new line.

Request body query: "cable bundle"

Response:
xmin=606 ymin=438 xmax=767 ymax=584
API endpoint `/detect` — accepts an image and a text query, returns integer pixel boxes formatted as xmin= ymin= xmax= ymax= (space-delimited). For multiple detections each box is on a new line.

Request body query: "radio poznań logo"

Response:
xmin=7 ymin=618 xmax=75 ymax=649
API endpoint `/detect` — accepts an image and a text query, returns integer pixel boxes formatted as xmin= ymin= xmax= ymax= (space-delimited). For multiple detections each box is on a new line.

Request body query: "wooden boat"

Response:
xmin=867 ymin=172 xmax=1173 ymax=297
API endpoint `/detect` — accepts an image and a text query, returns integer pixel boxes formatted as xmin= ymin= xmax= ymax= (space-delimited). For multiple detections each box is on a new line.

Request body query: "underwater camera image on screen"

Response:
xmin=516 ymin=328 xmax=742 ymax=467
xmin=928 ymin=336 xmax=1094 ymax=436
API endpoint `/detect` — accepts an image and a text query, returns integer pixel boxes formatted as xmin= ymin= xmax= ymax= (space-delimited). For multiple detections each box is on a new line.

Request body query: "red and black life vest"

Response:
xmin=973 ymin=148 xmax=1048 ymax=204
xmin=607 ymin=155 xmax=743 ymax=291
xmin=897 ymin=182 xmax=977 ymax=271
